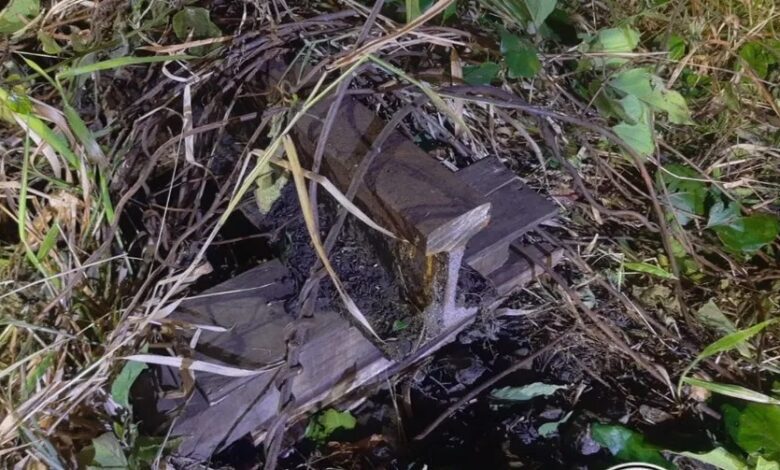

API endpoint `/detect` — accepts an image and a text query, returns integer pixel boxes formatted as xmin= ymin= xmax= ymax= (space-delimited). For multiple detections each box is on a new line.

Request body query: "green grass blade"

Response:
xmin=57 ymin=54 xmax=193 ymax=79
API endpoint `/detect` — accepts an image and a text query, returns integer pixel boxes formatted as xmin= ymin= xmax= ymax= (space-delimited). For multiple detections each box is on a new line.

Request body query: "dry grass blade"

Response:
xmin=331 ymin=0 xmax=455 ymax=69
xmin=123 ymin=355 xmax=283 ymax=377
xmin=282 ymin=136 xmax=381 ymax=340
xmin=268 ymin=156 xmax=402 ymax=241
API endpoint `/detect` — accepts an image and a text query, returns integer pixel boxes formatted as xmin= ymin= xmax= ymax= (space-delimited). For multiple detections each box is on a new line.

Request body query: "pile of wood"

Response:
xmin=147 ymin=83 xmax=561 ymax=460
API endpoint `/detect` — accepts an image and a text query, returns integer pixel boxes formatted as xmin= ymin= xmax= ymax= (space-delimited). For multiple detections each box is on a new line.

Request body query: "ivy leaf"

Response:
xmin=678 ymin=447 xmax=747 ymax=470
xmin=524 ymin=0 xmax=557 ymax=28
xmin=0 ymin=0 xmax=39 ymax=34
xmin=491 ymin=382 xmax=567 ymax=402
xmin=591 ymin=424 xmax=671 ymax=469
xmin=87 ymin=433 xmax=128 ymax=469
xmin=657 ymin=164 xmax=707 ymax=226
xmin=500 ymin=31 xmax=541 ymax=78
xmin=609 ymin=69 xmax=692 ymax=124
xmin=111 ymin=361 xmax=147 ymax=409
xmin=713 ymin=213 xmax=779 ymax=255
xmin=723 ymin=403 xmax=780 ymax=460
xmin=463 ymin=62 xmax=500 ymax=85
xmin=304 ymin=409 xmax=357 ymax=444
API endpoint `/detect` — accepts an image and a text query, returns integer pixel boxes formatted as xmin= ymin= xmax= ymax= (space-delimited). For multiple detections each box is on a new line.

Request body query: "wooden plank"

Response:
xmin=457 ymin=157 xmax=558 ymax=276
xmin=155 ymin=261 xmax=391 ymax=460
xmin=486 ymin=241 xmax=563 ymax=297
xmin=293 ymin=96 xmax=490 ymax=255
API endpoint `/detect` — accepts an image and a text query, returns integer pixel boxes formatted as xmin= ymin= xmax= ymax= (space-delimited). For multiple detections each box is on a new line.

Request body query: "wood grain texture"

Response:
xmin=457 ymin=157 xmax=558 ymax=276
xmin=159 ymin=261 xmax=391 ymax=460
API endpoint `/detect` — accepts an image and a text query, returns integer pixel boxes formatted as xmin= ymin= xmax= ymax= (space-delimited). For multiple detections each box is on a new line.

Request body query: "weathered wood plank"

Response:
xmin=486 ymin=241 xmax=563 ymax=297
xmin=157 ymin=261 xmax=391 ymax=460
xmin=457 ymin=157 xmax=558 ymax=276
xmin=293 ymin=96 xmax=490 ymax=255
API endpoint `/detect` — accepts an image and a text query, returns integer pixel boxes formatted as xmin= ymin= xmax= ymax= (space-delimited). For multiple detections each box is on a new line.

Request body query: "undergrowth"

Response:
xmin=0 ymin=0 xmax=778 ymax=468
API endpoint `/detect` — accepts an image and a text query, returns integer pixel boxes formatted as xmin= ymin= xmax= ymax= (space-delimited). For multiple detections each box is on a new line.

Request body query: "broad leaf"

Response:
xmin=111 ymin=361 xmax=147 ymax=409
xmin=463 ymin=62 xmax=500 ymax=85
xmin=723 ymin=403 xmax=780 ymax=460
xmin=707 ymin=201 xmax=742 ymax=228
xmin=0 ymin=0 xmax=39 ymax=34
xmin=614 ymin=119 xmax=654 ymax=157
xmin=501 ymin=31 xmax=541 ymax=78
xmin=609 ymin=69 xmax=692 ymax=124
xmin=581 ymin=26 xmax=640 ymax=66
xmin=713 ymin=213 xmax=779 ymax=255
xmin=678 ymin=447 xmax=747 ymax=470
xmin=491 ymin=382 xmax=567 ymax=402
xmin=657 ymin=164 xmax=707 ymax=226
xmin=591 ymin=423 xmax=670 ymax=468
xmin=524 ymin=0 xmax=557 ymax=28
xmin=87 ymin=433 xmax=128 ymax=469
xmin=305 ymin=409 xmax=357 ymax=443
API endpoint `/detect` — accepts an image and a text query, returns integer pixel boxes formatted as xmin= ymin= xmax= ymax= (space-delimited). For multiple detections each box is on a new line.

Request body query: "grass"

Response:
xmin=0 ymin=0 xmax=778 ymax=467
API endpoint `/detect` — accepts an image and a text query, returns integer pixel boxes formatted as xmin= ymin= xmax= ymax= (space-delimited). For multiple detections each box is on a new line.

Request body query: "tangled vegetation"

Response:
xmin=0 ymin=0 xmax=778 ymax=468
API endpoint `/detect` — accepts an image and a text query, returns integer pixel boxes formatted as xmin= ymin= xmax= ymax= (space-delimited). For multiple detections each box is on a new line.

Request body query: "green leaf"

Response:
xmin=36 ymin=225 xmax=59 ymax=261
xmin=406 ymin=0 xmax=422 ymax=22
xmin=501 ymin=31 xmax=541 ymax=78
xmin=679 ymin=318 xmax=778 ymax=393
xmin=667 ymin=34 xmax=686 ymax=61
xmin=684 ymin=378 xmax=780 ymax=405
xmin=757 ymin=456 xmax=780 ymax=470
xmin=678 ymin=447 xmax=747 ymax=470
xmin=304 ymin=409 xmax=357 ymax=444
xmin=713 ymin=213 xmax=780 ymax=255
xmin=591 ymin=423 xmax=671 ymax=468
xmin=740 ymin=42 xmax=775 ymax=79
xmin=0 ymin=0 xmax=39 ymax=34
xmin=57 ymin=55 xmax=192 ymax=79
xmin=111 ymin=361 xmax=147 ymax=409
xmin=538 ymin=411 xmax=572 ymax=437
xmin=614 ymin=119 xmax=654 ymax=157
xmin=707 ymin=201 xmax=742 ymax=229
xmin=87 ymin=433 xmax=128 ymax=469
xmin=657 ymin=164 xmax=707 ymax=226
xmin=491 ymin=382 xmax=567 ymax=402
xmin=254 ymin=162 xmax=288 ymax=214
xmin=695 ymin=301 xmax=750 ymax=356
xmin=624 ymin=261 xmax=677 ymax=280
xmin=392 ymin=318 xmax=410 ymax=332
xmin=172 ymin=7 xmax=222 ymax=41
xmin=700 ymin=319 xmax=777 ymax=360
xmin=524 ymin=0 xmax=557 ymax=27
xmin=581 ymin=26 xmax=640 ymax=66
xmin=609 ymin=69 xmax=692 ymax=124
xmin=723 ymin=403 xmax=780 ymax=460
xmin=463 ymin=62 xmax=500 ymax=85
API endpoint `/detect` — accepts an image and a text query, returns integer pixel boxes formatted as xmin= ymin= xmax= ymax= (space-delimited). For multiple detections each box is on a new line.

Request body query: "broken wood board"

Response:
xmin=156 ymin=259 xmax=474 ymax=460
